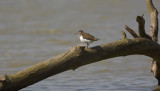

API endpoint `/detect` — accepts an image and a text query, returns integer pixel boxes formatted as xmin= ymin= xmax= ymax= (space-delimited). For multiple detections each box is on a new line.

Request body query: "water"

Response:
xmin=0 ymin=0 xmax=160 ymax=91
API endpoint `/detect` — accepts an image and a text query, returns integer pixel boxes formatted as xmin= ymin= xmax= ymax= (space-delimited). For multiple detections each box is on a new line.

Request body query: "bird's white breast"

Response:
xmin=80 ymin=35 xmax=92 ymax=43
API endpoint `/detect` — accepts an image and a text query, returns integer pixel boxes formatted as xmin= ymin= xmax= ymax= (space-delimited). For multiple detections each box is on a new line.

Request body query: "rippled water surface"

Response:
xmin=0 ymin=0 xmax=160 ymax=91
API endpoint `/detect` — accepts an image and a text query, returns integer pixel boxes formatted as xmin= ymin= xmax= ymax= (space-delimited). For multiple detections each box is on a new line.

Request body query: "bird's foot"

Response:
xmin=77 ymin=44 xmax=86 ymax=47
xmin=85 ymin=46 xmax=88 ymax=49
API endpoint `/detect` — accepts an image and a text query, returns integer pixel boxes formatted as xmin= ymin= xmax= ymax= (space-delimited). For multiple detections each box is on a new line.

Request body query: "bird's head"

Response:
xmin=74 ymin=30 xmax=84 ymax=35
xmin=78 ymin=30 xmax=83 ymax=34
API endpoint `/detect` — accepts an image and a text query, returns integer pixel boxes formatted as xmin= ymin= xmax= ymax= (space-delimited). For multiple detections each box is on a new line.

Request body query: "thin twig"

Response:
xmin=125 ymin=25 xmax=139 ymax=38
xmin=122 ymin=31 xmax=127 ymax=39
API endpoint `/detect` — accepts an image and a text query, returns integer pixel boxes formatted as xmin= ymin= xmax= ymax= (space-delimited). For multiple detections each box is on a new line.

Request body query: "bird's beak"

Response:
xmin=74 ymin=33 xmax=78 ymax=35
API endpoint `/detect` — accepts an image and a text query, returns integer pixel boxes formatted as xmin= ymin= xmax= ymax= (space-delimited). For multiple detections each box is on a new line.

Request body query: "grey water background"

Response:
xmin=0 ymin=0 xmax=160 ymax=91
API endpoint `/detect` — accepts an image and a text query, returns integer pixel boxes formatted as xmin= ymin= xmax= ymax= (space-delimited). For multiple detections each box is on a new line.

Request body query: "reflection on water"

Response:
xmin=0 ymin=0 xmax=160 ymax=91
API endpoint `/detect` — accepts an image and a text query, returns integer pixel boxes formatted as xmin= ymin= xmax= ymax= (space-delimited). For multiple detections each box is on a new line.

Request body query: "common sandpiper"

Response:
xmin=75 ymin=30 xmax=99 ymax=48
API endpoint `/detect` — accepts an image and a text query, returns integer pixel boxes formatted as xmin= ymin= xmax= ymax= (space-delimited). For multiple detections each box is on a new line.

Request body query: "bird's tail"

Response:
xmin=94 ymin=38 xmax=100 ymax=41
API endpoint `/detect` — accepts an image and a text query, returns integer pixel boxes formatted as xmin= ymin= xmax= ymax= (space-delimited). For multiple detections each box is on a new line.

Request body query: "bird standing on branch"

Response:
xmin=75 ymin=30 xmax=99 ymax=48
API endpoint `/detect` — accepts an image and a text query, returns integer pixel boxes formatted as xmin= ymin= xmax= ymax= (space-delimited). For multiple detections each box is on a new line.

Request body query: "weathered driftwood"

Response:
xmin=146 ymin=0 xmax=159 ymax=42
xmin=146 ymin=0 xmax=159 ymax=85
xmin=125 ymin=0 xmax=159 ymax=85
xmin=0 ymin=38 xmax=160 ymax=91
xmin=0 ymin=0 xmax=159 ymax=90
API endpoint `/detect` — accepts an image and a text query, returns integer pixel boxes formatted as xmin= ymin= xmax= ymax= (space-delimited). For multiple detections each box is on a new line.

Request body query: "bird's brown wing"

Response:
xmin=82 ymin=33 xmax=99 ymax=41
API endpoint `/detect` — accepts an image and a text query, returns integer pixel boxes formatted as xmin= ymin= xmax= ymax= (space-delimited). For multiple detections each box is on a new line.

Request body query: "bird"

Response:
xmin=75 ymin=30 xmax=99 ymax=48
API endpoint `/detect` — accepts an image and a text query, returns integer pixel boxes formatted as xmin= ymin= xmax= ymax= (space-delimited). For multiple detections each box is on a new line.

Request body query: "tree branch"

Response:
xmin=125 ymin=25 xmax=139 ymax=38
xmin=136 ymin=15 xmax=146 ymax=37
xmin=146 ymin=0 xmax=159 ymax=42
xmin=0 ymin=38 xmax=160 ymax=90
xmin=146 ymin=0 xmax=159 ymax=85
xmin=136 ymin=15 xmax=151 ymax=40
xmin=122 ymin=31 xmax=127 ymax=39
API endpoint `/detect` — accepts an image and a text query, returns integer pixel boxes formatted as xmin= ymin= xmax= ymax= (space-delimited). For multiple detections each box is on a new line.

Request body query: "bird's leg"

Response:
xmin=86 ymin=43 xmax=89 ymax=48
